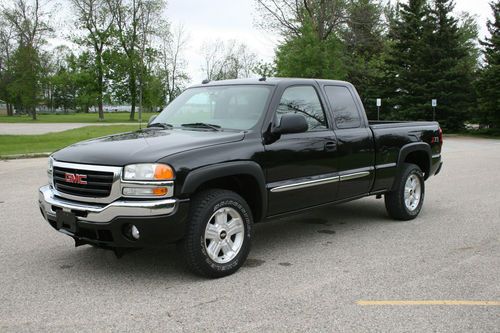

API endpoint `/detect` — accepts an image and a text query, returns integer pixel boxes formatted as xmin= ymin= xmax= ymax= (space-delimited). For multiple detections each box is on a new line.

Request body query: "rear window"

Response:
xmin=324 ymin=86 xmax=361 ymax=129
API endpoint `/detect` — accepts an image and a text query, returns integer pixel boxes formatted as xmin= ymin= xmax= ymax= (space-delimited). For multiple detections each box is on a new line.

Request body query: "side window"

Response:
xmin=276 ymin=86 xmax=327 ymax=131
xmin=324 ymin=86 xmax=361 ymax=129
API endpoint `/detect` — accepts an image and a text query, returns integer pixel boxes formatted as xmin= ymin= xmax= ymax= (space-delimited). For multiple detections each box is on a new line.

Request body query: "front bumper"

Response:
xmin=38 ymin=185 xmax=189 ymax=247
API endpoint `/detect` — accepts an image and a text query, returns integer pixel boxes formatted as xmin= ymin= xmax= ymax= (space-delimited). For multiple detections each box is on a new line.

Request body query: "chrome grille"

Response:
xmin=53 ymin=166 xmax=114 ymax=198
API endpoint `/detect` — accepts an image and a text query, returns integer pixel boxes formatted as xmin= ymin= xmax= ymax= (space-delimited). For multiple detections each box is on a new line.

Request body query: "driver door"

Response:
xmin=263 ymin=84 xmax=339 ymax=216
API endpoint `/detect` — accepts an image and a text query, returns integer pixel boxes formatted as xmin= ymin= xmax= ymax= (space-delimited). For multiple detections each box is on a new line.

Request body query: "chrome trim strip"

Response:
xmin=39 ymin=185 xmax=177 ymax=223
xmin=121 ymin=180 xmax=174 ymax=186
xmin=270 ymin=176 xmax=340 ymax=193
xmin=339 ymin=171 xmax=371 ymax=181
xmin=53 ymin=160 xmax=122 ymax=173
xmin=432 ymin=153 xmax=441 ymax=159
xmin=375 ymin=163 xmax=396 ymax=169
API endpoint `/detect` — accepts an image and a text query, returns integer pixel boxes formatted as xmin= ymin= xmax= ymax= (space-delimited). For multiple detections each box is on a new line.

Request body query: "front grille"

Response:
xmin=53 ymin=166 xmax=114 ymax=198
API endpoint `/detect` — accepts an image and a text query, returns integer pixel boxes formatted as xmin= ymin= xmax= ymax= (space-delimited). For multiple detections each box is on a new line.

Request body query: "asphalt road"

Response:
xmin=0 ymin=136 xmax=499 ymax=332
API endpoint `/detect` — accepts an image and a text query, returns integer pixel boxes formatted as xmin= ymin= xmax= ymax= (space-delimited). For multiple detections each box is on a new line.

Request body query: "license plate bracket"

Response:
xmin=56 ymin=210 xmax=77 ymax=233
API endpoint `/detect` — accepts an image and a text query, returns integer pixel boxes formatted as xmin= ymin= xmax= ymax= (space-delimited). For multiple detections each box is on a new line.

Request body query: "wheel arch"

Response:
xmin=396 ymin=142 xmax=432 ymax=181
xmin=181 ymin=161 xmax=267 ymax=222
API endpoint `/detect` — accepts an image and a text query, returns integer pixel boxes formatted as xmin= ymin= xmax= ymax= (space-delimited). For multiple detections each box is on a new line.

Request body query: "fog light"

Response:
xmin=131 ymin=225 xmax=140 ymax=240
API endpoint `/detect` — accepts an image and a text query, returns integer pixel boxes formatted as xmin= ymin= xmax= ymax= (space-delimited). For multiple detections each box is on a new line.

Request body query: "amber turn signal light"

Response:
xmin=154 ymin=164 xmax=174 ymax=180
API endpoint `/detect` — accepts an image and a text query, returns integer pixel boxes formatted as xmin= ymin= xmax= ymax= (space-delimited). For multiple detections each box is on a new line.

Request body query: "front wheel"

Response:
xmin=182 ymin=189 xmax=252 ymax=278
xmin=385 ymin=163 xmax=425 ymax=220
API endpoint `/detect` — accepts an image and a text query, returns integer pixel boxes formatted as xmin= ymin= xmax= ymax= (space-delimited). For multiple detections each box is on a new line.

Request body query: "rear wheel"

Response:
xmin=385 ymin=163 xmax=425 ymax=220
xmin=183 ymin=189 xmax=252 ymax=278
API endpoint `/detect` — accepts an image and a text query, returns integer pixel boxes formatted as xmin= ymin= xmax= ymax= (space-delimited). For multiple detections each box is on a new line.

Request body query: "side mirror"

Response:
xmin=272 ymin=113 xmax=308 ymax=135
xmin=147 ymin=115 xmax=157 ymax=126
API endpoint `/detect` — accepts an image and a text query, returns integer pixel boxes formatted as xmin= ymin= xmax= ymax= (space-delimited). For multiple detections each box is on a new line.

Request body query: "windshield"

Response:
xmin=152 ymin=85 xmax=273 ymax=130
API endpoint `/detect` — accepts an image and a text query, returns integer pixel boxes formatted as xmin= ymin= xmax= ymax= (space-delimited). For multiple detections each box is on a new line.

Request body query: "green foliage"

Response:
xmin=8 ymin=44 xmax=41 ymax=119
xmin=476 ymin=1 xmax=500 ymax=129
xmin=253 ymin=61 xmax=276 ymax=78
xmin=424 ymin=0 xmax=477 ymax=130
xmin=342 ymin=0 xmax=386 ymax=118
xmin=382 ymin=0 xmax=430 ymax=121
xmin=382 ymin=0 xmax=478 ymax=130
xmin=0 ymin=125 xmax=140 ymax=156
xmin=0 ymin=112 xmax=157 ymax=123
xmin=275 ymin=18 xmax=346 ymax=79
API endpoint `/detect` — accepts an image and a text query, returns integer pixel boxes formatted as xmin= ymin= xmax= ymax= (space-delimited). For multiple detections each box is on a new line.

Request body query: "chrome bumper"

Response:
xmin=39 ymin=185 xmax=177 ymax=223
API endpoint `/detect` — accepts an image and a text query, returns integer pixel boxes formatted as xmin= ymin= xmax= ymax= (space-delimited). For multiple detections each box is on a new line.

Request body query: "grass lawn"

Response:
xmin=0 ymin=125 xmax=140 ymax=157
xmin=0 ymin=112 xmax=158 ymax=123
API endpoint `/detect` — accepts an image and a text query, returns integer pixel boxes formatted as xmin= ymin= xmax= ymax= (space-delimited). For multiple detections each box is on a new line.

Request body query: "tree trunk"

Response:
xmin=129 ymin=70 xmax=136 ymax=121
xmin=31 ymin=106 xmax=37 ymax=120
xmin=6 ymin=103 xmax=13 ymax=116
xmin=96 ymin=51 xmax=105 ymax=121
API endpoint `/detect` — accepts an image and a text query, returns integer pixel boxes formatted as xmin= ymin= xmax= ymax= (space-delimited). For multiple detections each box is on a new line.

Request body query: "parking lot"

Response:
xmin=0 ymin=136 xmax=499 ymax=332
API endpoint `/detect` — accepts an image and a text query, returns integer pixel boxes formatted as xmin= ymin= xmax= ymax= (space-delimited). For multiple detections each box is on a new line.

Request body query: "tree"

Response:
xmin=44 ymin=47 xmax=79 ymax=113
xmin=0 ymin=15 xmax=15 ymax=116
xmin=109 ymin=0 xmax=165 ymax=120
xmin=382 ymin=0 xmax=429 ymax=121
xmin=73 ymin=52 xmax=100 ymax=113
xmin=201 ymin=40 xmax=257 ymax=80
xmin=158 ymin=24 xmax=190 ymax=103
xmin=424 ymin=0 xmax=478 ymax=130
xmin=71 ymin=0 xmax=115 ymax=120
xmin=256 ymin=0 xmax=349 ymax=80
xmin=255 ymin=0 xmax=348 ymax=41
xmin=2 ymin=0 xmax=52 ymax=119
xmin=8 ymin=44 xmax=41 ymax=117
xmin=476 ymin=1 xmax=500 ymax=129
xmin=342 ymin=0 xmax=386 ymax=117
xmin=253 ymin=61 xmax=276 ymax=77
xmin=275 ymin=17 xmax=346 ymax=79
xmin=382 ymin=0 xmax=478 ymax=129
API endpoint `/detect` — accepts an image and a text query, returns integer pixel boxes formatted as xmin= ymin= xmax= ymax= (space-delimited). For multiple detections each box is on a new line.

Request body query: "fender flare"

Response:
xmin=181 ymin=161 xmax=267 ymax=221
xmin=396 ymin=142 xmax=432 ymax=181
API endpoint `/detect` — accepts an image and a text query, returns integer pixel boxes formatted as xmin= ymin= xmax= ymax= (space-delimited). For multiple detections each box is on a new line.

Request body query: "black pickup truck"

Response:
xmin=39 ymin=78 xmax=443 ymax=277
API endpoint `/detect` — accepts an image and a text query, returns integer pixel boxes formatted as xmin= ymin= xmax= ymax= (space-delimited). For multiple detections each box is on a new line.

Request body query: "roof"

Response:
xmin=188 ymin=77 xmax=351 ymax=88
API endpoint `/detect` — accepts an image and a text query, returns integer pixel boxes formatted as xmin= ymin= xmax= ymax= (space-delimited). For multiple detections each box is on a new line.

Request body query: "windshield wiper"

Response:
xmin=147 ymin=122 xmax=173 ymax=129
xmin=181 ymin=122 xmax=221 ymax=131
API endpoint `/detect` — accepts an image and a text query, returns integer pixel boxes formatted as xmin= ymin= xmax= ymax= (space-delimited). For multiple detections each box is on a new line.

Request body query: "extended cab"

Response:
xmin=39 ymin=78 xmax=443 ymax=277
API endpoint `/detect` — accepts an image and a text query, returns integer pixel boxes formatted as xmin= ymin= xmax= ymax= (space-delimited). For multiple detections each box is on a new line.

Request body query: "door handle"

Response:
xmin=324 ymin=141 xmax=337 ymax=152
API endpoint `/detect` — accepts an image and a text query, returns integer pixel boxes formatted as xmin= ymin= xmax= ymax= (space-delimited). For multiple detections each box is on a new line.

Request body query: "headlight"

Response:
xmin=122 ymin=163 xmax=174 ymax=181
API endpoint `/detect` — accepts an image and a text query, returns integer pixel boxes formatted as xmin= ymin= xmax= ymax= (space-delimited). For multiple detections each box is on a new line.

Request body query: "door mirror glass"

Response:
xmin=272 ymin=113 xmax=308 ymax=135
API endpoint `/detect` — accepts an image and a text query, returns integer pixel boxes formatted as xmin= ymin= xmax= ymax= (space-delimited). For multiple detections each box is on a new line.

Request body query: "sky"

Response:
xmin=166 ymin=0 xmax=280 ymax=84
xmin=32 ymin=0 xmax=495 ymax=85
xmin=167 ymin=0 xmax=494 ymax=84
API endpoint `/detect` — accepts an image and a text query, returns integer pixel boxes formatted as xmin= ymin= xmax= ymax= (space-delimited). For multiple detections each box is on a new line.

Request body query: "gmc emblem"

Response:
xmin=64 ymin=173 xmax=88 ymax=185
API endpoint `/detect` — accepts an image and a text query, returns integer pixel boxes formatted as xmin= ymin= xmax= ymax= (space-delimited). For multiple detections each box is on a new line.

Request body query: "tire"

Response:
xmin=385 ymin=163 xmax=425 ymax=221
xmin=182 ymin=189 xmax=253 ymax=278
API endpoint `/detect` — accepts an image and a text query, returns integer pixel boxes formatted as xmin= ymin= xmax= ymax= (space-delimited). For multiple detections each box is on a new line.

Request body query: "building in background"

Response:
xmin=0 ymin=100 xmax=7 ymax=115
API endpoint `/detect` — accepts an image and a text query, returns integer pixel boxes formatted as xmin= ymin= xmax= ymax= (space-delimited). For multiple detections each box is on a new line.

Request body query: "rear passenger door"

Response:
xmin=322 ymin=85 xmax=375 ymax=200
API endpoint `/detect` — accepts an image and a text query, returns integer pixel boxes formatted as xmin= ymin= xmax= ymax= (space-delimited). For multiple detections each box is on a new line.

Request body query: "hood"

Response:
xmin=53 ymin=128 xmax=245 ymax=166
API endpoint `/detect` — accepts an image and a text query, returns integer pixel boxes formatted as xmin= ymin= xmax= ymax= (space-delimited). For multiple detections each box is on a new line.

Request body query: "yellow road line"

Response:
xmin=357 ymin=300 xmax=500 ymax=306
